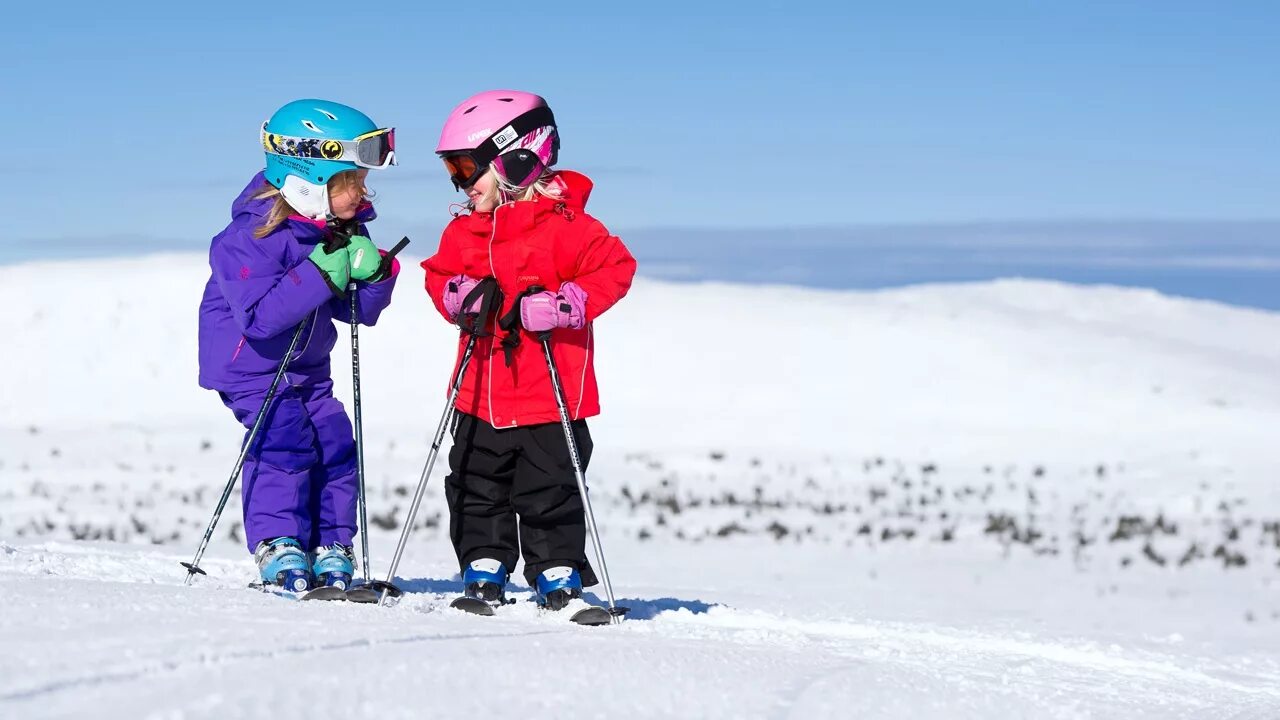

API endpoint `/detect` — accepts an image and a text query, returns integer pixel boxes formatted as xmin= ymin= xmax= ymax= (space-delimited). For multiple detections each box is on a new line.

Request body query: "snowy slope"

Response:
xmin=4 ymin=538 xmax=1280 ymax=719
xmin=2 ymin=254 xmax=1280 ymax=718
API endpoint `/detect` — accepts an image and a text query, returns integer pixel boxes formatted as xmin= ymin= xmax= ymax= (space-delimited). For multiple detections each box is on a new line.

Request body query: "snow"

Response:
xmin=2 ymin=254 xmax=1280 ymax=718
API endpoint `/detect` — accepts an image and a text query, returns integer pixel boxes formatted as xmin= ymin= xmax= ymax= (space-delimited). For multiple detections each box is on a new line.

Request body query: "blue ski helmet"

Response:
xmin=261 ymin=99 xmax=381 ymax=188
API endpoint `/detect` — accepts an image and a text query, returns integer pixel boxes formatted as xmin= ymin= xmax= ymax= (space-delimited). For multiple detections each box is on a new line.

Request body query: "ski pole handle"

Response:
xmin=384 ymin=236 xmax=411 ymax=261
xmin=367 ymin=237 xmax=410 ymax=284
xmin=458 ymin=276 xmax=502 ymax=337
xmin=516 ymin=285 xmax=554 ymax=342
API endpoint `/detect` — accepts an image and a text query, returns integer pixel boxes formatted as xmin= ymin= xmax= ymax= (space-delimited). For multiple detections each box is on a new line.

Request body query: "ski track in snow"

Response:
xmin=2 ymin=541 xmax=1278 ymax=719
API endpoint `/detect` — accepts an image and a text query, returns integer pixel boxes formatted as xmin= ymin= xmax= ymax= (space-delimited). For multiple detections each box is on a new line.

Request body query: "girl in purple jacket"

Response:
xmin=197 ymin=99 xmax=398 ymax=591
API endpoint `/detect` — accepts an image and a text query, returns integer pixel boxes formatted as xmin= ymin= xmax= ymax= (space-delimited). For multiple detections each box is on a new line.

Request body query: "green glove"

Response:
xmin=309 ymin=243 xmax=350 ymax=295
xmin=346 ymin=235 xmax=382 ymax=282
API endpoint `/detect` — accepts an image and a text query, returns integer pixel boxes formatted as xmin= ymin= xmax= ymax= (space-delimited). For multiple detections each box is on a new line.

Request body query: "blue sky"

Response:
xmin=4 ymin=0 xmax=1279 ymax=266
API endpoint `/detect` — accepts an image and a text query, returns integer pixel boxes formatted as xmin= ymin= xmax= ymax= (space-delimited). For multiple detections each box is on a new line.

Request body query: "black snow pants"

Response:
xmin=445 ymin=411 xmax=598 ymax=587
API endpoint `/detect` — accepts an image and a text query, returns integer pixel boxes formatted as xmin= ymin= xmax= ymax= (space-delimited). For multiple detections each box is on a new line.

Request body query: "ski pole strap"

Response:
xmin=497 ymin=285 xmax=546 ymax=367
xmin=384 ymin=236 xmax=411 ymax=262
xmin=369 ymin=236 xmax=411 ymax=283
xmin=458 ymin=277 xmax=502 ymax=338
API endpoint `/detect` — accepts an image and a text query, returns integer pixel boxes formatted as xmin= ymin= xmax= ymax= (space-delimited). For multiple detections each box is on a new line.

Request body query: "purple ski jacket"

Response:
xmin=198 ymin=173 xmax=398 ymax=392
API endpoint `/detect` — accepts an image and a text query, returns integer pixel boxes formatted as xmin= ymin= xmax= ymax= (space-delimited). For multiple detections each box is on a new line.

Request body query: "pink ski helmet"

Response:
xmin=437 ymin=89 xmax=559 ymax=190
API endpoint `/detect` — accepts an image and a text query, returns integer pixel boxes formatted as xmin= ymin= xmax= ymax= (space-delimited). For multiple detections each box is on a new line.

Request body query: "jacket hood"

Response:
xmin=546 ymin=170 xmax=593 ymax=211
xmin=230 ymin=172 xmax=275 ymax=223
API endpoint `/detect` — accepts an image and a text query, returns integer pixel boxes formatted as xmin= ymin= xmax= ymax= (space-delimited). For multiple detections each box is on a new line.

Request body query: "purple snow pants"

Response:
xmin=219 ymin=379 xmax=358 ymax=551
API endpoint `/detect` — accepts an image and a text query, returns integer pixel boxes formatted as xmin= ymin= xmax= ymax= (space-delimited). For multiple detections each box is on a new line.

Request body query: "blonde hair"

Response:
xmin=252 ymin=172 xmax=371 ymax=239
xmin=473 ymin=162 xmax=562 ymax=211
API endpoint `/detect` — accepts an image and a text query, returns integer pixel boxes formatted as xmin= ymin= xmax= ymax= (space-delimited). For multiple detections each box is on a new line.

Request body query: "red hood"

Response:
xmin=547 ymin=170 xmax=594 ymax=211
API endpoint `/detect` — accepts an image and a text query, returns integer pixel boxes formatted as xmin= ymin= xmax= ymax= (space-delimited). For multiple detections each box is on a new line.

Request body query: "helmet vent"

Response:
xmin=498 ymin=98 xmax=513 ymax=102
xmin=316 ymin=109 xmax=338 ymax=120
xmin=302 ymin=120 xmax=322 ymax=133
xmin=463 ymin=106 xmax=477 ymax=114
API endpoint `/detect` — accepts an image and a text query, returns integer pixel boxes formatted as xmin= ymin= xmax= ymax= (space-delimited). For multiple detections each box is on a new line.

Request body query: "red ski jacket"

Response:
xmin=422 ymin=171 xmax=637 ymax=429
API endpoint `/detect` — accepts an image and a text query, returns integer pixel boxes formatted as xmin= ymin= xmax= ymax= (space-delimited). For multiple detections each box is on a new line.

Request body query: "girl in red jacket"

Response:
xmin=422 ymin=90 xmax=637 ymax=612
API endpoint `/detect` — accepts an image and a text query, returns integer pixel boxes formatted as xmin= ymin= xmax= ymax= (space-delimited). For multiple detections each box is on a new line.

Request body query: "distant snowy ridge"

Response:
xmin=4 ymin=255 xmax=1279 ymax=561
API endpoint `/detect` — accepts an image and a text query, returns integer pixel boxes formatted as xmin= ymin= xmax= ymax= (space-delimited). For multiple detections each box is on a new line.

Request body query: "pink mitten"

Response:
xmin=442 ymin=275 xmax=482 ymax=320
xmin=520 ymin=282 xmax=588 ymax=332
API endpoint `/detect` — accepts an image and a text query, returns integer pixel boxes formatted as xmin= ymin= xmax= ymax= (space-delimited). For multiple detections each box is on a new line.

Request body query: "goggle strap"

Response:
xmin=262 ymin=125 xmax=395 ymax=167
xmin=353 ymin=127 xmax=393 ymax=142
xmin=468 ymin=106 xmax=556 ymax=169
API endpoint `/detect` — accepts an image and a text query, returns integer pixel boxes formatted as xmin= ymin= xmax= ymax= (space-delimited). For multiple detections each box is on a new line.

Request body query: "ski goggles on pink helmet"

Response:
xmin=438 ymin=106 xmax=558 ymax=190
xmin=261 ymin=124 xmax=397 ymax=169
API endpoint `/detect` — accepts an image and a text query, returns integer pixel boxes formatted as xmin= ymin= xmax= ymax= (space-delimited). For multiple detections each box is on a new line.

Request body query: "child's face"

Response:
xmin=329 ymin=169 xmax=370 ymax=220
xmin=469 ymin=171 xmax=497 ymax=213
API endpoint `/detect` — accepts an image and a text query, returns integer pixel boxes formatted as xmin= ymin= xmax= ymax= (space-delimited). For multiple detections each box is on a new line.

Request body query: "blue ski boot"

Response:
xmin=535 ymin=566 xmax=583 ymax=611
xmin=312 ymin=543 xmax=357 ymax=590
xmin=462 ymin=558 xmax=508 ymax=605
xmin=254 ymin=537 xmax=311 ymax=593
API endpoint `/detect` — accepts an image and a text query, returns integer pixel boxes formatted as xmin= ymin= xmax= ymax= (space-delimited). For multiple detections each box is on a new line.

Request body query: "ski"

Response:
xmin=449 ymin=596 xmax=496 ymax=616
xmin=247 ymin=582 xmax=348 ymax=602
xmin=302 ymin=586 xmax=349 ymax=602
xmin=568 ymin=605 xmax=613 ymax=626
xmin=344 ymin=580 xmax=404 ymax=604
xmin=345 ymin=586 xmax=381 ymax=604
xmin=448 ymin=594 xmax=619 ymax=625
xmin=245 ymin=581 xmax=398 ymax=604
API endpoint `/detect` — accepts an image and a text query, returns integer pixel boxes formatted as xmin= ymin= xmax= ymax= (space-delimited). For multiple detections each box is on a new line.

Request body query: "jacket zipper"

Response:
xmin=487 ymin=204 xmax=501 ymax=427
xmin=574 ymin=324 xmax=592 ymax=420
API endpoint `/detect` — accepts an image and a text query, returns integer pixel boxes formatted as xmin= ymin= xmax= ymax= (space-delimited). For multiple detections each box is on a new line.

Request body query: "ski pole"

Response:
xmin=350 ymin=283 xmax=370 ymax=579
xmin=182 ymin=319 xmax=307 ymax=584
xmin=538 ymin=333 xmax=625 ymax=622
xmin=379 ymin=277 xmax=499 ymax=605
xmin=378 ymin=332 xmax=478 ymax=605
xmin=348 ymin=238 xmax=409 ymax=598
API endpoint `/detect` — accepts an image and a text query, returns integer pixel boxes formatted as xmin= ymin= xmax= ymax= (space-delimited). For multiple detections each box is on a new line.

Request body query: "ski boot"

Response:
xmin=535 ymin=566 xmax=615 ymax=625
xmin=449 ymin=558 xmax=508 ymax=616
xmin=254 ymin=537 xmax=312 ymax=593
xmin=312 ymin=543 xmax=357 ymax=590
xmin=535 ymin=566 xmax=583 ymax=611
xmin=462 ymin=558 xmax=508 ymax=605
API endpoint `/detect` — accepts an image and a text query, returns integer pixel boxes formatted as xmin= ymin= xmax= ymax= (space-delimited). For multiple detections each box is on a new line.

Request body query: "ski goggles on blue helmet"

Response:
xmin=261 ymin=124 xmax=397 ymax=169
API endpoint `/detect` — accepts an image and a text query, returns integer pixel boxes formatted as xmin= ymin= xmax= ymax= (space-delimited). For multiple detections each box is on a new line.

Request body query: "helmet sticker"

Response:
xmin=492 ymin=125 xmax=519 ymax=149
xmin=321 ymin=140 xmax=344 ymax=159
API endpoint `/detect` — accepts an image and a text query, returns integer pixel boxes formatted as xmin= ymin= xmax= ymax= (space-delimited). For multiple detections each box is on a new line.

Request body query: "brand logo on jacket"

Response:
xmin=518 ymin=275 xmax=541 ymax=283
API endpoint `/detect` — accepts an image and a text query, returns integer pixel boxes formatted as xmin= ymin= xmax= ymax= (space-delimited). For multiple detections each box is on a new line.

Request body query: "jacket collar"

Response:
xmin=454 ymin=170 xmax=594 ymax=236
xmin=285 ymin=200 xmax=375 ymax=243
